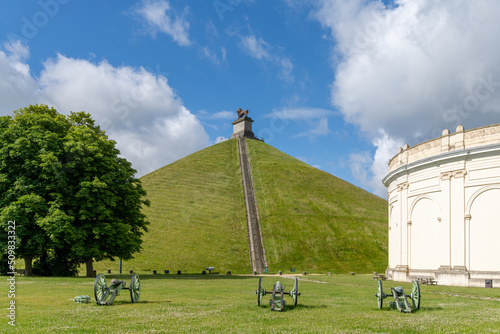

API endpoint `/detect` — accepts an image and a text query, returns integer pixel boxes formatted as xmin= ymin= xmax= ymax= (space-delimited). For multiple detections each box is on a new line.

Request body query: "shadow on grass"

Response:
xmin=373 ymin=305 xmax=444 ymax=313
xmin=418 ymin=306 xmax=444 ymax=311
xmin=291 ymin=304 xmax=328 ymax=310
xmin=98 ymin=300 xmax=173 ymax=306
xmin=127 ymin=274 xmax=260 ymax=281
xmin=255 ymin=304 xmax=327 ymax=312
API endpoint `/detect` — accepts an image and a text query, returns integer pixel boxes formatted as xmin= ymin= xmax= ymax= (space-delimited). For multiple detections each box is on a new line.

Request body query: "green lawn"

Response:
xmin=2 ymin=274 xmax=499 ymax=333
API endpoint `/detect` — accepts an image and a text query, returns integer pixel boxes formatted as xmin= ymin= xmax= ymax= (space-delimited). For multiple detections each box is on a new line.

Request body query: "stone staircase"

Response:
xmin=237 ymin=137 xmax=268 ymax=274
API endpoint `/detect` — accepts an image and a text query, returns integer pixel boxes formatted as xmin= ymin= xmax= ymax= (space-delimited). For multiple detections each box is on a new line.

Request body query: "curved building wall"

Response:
xmin=383 ymin=124 xmax=500 ymax=287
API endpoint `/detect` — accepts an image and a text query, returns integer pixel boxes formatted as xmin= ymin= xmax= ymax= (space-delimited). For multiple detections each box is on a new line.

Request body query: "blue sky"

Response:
xmin=1 ymin=0 xmax=500 ymax=198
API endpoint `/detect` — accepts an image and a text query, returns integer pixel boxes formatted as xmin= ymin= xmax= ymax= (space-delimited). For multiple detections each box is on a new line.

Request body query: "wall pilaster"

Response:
xmin=397 ymin=181 xmax=409 ymax=278
xmin=451 ymin=170 xmax=467 ymax=270
xmin=439 ymin=172 xmax=452 ymax=271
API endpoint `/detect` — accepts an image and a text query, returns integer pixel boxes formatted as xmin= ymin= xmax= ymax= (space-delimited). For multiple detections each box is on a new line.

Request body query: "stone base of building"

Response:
xmin=387 ymin=265 xmax=409 ymax=282
xmin=387 ymin=266 xmax=500 ymax=287
xmin=435 ymin=266 xmax=469 ymax=286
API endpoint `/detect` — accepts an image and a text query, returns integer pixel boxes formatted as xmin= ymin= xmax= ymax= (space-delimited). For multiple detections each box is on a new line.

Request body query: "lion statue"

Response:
xmin=236 ymin=108 xmax=250 ymax=118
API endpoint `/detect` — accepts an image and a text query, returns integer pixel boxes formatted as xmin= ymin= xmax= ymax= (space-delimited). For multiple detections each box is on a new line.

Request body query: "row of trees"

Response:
xmin=0 ymin=105 xmax=150 ymax=276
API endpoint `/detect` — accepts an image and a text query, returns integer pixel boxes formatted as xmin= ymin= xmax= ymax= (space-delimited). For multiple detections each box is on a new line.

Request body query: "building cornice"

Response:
xmin=383 ymin=143 xmax=500 ymax=186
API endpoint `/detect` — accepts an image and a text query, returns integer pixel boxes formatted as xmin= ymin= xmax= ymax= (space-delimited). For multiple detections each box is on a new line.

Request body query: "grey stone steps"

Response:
xmin=237 ymin=137 xmax=267 ymax=274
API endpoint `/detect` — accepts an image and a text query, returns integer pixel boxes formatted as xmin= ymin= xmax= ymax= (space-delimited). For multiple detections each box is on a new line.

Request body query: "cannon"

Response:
xmin=256 ymin=277 xmax=301 ymax=311
xmin=94 ymin=273 xmax=141 ymax=305
xmin=375 ymin=280 xmax=420 ymax=313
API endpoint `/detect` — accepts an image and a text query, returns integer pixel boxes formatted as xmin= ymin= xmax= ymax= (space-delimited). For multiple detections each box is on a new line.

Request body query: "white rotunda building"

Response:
xmin=383 ymin=124 xmax=500 ymax=287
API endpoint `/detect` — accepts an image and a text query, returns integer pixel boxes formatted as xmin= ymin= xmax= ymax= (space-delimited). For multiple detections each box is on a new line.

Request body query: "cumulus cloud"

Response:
xmin=0 ymin=43 xmax=209 ymax=177
xmin=0 ymin=41 xmax=37 ymax=112
xmin=133 ymin=0 xmax=191 ymax=46
xmin=312 ymin=0 xmax=500 ymax=197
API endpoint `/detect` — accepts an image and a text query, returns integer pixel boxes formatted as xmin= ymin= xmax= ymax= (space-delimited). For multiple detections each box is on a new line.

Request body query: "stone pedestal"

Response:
xmin=231 ymin=117 xmax=256 ymax=139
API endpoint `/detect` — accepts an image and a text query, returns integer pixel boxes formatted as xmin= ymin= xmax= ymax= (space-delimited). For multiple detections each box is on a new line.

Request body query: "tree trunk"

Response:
xmin=85 ymin=258 xmax=94 ymax=277
xmin=24 ymin=255 xmax=33 ymax=276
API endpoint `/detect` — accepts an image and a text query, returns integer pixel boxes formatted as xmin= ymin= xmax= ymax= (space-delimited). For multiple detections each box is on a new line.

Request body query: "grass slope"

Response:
xmin=247 ymin=139 xmax=388 ymax=273
xmin=95 ymin=138 xmax=387 ymax=274
xmin=95 ymin=139 xmax=249 ymax=274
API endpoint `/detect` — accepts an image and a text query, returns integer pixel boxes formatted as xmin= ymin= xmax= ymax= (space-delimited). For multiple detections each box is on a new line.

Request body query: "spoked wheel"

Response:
xmin=376 ymin=280 xmax=384 ymax=309
xmin=257 ymin=277 xmax=262 ymax=306
xmin=129 ymin=274 xmax=141 ymax=303
xmin=411 ymin=280 xmax=421 ymax=310
xmin=291 ymin=278 xmax=299 ymax=306
xmin=94 ymin=274 xmax=107 ymax=303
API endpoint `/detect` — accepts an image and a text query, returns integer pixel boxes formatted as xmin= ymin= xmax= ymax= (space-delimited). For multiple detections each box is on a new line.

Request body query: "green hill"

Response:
xmin=94 ymin=139 xmax=388 ymax=274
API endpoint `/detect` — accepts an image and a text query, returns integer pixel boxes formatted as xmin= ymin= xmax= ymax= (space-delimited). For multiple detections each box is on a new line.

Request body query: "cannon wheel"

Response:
xmin=257 ymin=277 xmax=262 ymax=306
xmin=377 ymin=280 xmax=384 ymax=309
xmin=292 ymin=278 xmax=299 ymax=306
xmin=129 ymin=274 xmax=141 ymax=303
xmin=411 ymin=280 xmax=421 ymax=310
xmin=94 ymin=274 xmax=107 ymax=303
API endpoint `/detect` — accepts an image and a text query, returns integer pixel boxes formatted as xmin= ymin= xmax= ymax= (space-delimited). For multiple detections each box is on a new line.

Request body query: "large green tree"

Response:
xmin=0 ymin=105 xmax=149 ymax=276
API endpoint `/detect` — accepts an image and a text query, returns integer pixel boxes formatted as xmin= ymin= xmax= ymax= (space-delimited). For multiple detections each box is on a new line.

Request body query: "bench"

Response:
xmin=417 ymin=277 xmax=437 ymax=285
xmin=372 ymin=273 xmax=387 ymax=280
xmin=206 ymin=267 xmax=215 ymax=274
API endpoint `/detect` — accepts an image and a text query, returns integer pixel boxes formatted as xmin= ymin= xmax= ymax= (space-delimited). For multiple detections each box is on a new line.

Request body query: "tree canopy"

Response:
xmin=0 ymin=105 xmax=149 ymax=276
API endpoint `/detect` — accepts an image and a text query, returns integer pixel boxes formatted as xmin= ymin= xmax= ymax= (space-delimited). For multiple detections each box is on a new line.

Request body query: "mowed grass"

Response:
xmin=92 ymin=138 xmax=388 ymax=275
xmin=247 ymin=140 xmax=388 ymax=273
xmin=94 ymin=139 xmax=250 ymax=274
xmin=2 ymin=274 xmax=500 ymax=333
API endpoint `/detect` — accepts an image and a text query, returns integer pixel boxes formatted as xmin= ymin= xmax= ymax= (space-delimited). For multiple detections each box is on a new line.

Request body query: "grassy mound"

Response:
xmin=94 ymin=138 xmax=387 ymax=274
xmin=95 ymin=139 xmax=249 ymax=274
xmin=247 ymin=140 xmax=387 ymax=273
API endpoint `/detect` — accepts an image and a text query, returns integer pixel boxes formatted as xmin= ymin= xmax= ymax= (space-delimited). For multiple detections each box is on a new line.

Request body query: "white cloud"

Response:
xmin=133 ymin=0 xmax=191 ymax=46
xmin=197 ymin=110 xmax=235 ymax=120
xmin=240 ymin=35 xmax=270 ymax=60
xmin=266 ymin=107 xmax=336 ymax=120
xmin=0 ymin=41 xmax=37 ymax=113
xmin=294 ymin=118 xmax=330 ymax=139
xmin=201 ymin=46 xmax=226 ymax=66
xmin=210 ymin=111 xmax=235 ymax=120
xmin=0 ymin=43 xmax=209 ymax=177
xmin=348 ymin=151 xmax=372 ymax=189
xmin=265 ymin=107 xmax=334 ymax=140
xmin=310 ymin=118 xmax=330 ymax=136
xmin=238 ymin=34 xmax=294 ymax=83
xmin=313 ymin=0 xmax=500 ymax=197
xmin=200 ymin=22 xmax=227 ymax=66
xmin=215 ymin=136 xmax=229 ymax=143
